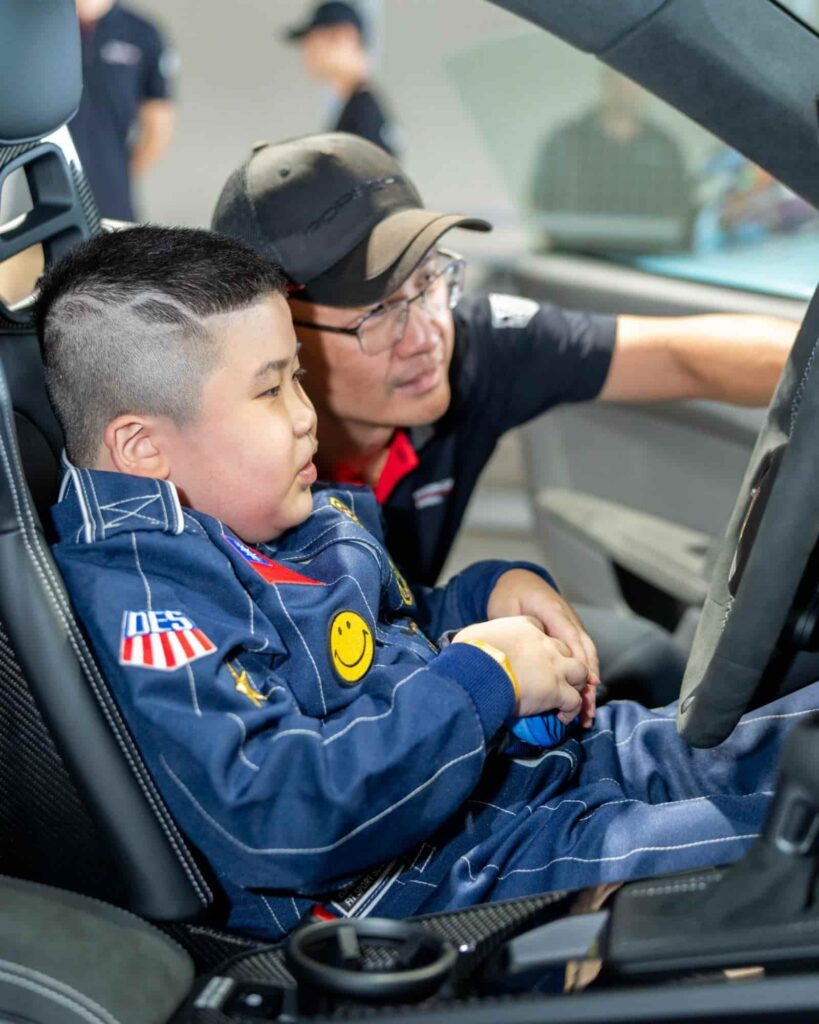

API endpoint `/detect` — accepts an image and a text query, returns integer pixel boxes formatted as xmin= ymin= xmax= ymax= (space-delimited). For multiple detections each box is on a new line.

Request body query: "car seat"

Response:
xmin=0 ymin=0 xmax=220 ymax=936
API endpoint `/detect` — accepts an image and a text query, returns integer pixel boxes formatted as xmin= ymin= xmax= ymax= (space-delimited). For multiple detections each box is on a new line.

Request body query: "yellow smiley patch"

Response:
xmin=330 ymin=610 xmax=374 ymax=684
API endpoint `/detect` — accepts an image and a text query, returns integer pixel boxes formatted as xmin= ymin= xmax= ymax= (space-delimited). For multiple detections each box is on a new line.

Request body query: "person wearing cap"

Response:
xmin=285 ymin=2 xmax=398 ymax=156
xmin=212 ymin=132 xmax=798 ymax=707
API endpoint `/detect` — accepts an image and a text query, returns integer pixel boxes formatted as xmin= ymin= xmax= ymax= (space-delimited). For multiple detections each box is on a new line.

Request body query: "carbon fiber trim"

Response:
xmin=221 ymin=889 xmax=573 ymax=988
xmin=68 ymin=159 xmax=101 ymax=236
xmin=162 ymin=923 xmax=265 ymax=974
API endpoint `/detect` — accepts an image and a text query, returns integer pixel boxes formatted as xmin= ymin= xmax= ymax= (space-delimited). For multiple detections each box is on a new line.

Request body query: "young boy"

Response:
xmin=39 ymin=226 xmax=819 ymax=940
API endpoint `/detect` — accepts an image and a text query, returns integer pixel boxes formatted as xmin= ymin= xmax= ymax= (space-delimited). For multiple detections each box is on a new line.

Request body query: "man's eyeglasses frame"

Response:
xmin=290 ymin=248 xmax=465 ymax=356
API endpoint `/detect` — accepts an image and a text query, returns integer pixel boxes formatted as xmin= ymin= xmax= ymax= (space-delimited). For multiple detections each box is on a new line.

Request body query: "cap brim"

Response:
xmin=300 ymin=208 xmax=491 ymax=307
xmin=283 ymin=23 xmax=312 ymax=41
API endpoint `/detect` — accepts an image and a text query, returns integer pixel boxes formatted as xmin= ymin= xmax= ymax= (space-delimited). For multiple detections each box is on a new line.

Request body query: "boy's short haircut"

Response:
xmin=34 ymin=225 xmax=285 ymax=467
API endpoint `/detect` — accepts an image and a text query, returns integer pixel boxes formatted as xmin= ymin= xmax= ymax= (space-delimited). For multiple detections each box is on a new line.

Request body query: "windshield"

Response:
xmin=443 ymin=7 xmax=819 ymax=299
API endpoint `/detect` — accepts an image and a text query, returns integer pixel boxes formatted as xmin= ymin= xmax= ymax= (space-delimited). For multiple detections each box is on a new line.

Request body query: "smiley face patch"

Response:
xmin=329 ymin=610 xmax=374 ymax=684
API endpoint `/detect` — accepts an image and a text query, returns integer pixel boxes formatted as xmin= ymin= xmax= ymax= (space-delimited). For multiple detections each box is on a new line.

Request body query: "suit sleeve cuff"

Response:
xmin=433 ymin=643 xmax=516 ymax=741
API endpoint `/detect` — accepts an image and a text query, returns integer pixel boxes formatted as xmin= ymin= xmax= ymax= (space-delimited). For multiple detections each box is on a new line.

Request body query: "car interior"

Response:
xmin=4 ymin=1 xmax=819 ymax=1022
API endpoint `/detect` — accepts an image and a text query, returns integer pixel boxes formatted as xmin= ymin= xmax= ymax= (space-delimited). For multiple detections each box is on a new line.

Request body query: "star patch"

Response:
xmin=226 ymin=661 xmax=267 ymax=708
xmin=119 ymin=610 xmax=216 ymax=672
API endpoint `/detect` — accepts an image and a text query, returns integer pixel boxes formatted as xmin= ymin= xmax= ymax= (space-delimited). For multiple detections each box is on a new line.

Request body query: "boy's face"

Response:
xmin=160 ymin=294 xmax=318 ymax=542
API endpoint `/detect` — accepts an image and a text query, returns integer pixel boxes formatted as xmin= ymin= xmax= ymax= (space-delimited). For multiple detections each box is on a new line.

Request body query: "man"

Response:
xmin=211 ymin=133 xmax=798 ymax=705
xmin=285 ymin=2 xmax=398 ymax=156
xmin=70 ymin=0 xmax=176 ymax=221
xmin=531 ymin=68 xmax=691 ymax=252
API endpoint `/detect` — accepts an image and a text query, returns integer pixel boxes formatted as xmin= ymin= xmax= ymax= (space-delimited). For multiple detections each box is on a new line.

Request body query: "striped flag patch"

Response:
xmin=119 ymin=610 xmax=216 ymax=672
xmin=223 ymin=534 xmax=323 ymax=586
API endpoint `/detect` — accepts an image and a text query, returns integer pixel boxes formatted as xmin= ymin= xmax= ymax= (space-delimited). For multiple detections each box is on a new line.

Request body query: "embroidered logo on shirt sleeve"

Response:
xmin=488 ymin=293 xmax=540 ymax=329
xmin=119 ymin=610 xmax=216 ymax=671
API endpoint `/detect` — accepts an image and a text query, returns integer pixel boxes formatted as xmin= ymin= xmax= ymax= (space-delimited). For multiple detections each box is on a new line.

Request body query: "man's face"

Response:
xmin=159 ymin=294 xmax=318 ymax=542
xmin=290 ymin=254 xmax=456 ymax=432
xmin=300 ymin=25 xmax=355 ymax=79
xmin=75 ymin=0 xmax=116 ymax=23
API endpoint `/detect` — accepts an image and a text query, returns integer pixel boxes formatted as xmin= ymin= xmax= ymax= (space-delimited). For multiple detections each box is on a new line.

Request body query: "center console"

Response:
xmin=9 ymin=718 xmax=819 ymax=1024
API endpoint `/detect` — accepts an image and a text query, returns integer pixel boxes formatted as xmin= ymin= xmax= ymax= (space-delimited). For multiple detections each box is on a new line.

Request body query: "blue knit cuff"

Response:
xmin=434 ymin=643 xmax=516 ymax=741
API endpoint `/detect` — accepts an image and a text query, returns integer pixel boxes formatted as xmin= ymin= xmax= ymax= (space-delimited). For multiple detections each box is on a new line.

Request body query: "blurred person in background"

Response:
xmin=530 ymin=69 xmax=691 ymax=253
xmin=71 ymin=0 xmax=176 ymax=221
xmin=285 ymin=1 xmax=399 ymax=156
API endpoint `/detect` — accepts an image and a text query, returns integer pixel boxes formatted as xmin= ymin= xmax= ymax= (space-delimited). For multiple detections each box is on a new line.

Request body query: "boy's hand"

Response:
xmin=487 ymin=568 xmax=600 ymax=681
xmin=453 ymin=616 xmax=597 ymax=723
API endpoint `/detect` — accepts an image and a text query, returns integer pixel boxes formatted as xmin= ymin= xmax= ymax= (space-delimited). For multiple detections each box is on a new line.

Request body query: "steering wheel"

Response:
xmin=679 ymin=295 xmax=819 ymax=747
xmin=285 ymin=917 xmax=458 ymax=1003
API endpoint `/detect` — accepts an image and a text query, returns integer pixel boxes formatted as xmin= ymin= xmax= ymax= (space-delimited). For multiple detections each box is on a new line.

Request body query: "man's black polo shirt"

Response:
xmin=70 ymin=3 xmax=173 ymax=221
xmin=373 ymin=294 xmax=617 ymax=585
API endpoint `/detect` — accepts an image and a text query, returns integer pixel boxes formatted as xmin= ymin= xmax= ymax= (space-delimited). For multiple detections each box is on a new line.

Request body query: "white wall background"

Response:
xmin=127 ymin=0 xmax=717 ymax=251
xmin=131 ymin=0 xmax=524 ymax=230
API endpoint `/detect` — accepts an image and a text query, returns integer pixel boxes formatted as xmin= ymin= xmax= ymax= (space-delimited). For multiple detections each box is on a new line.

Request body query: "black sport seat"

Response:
xmin=0 ymin=0 xmax=214 ymax=925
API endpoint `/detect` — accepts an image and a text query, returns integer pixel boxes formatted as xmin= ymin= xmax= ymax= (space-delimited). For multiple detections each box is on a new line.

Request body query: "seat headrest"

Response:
xmin=0 ymin=0 xmax=82 ymax=145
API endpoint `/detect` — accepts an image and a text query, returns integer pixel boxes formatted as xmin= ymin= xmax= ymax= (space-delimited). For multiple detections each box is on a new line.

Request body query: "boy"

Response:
xmin=39 ymin=226 xmax=819 ymax=940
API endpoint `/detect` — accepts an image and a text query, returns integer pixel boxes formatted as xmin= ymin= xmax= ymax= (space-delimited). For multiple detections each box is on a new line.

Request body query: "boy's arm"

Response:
xmin=55 ymin=536 xmax=517 ymax=897
xmin=410 ymin=559 xmax=557 ymax=637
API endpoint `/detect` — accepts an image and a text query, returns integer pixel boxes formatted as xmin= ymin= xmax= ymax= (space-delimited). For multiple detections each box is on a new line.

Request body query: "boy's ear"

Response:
xmin=103 ymin=415 xmax=170 ymax=479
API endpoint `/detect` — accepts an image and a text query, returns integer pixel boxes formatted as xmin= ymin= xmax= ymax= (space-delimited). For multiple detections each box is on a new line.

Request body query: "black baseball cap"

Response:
xmin=211 ymin=133 xmax=491 ymax=308
xmin=284 ymin=2 xmax=364 ymax=42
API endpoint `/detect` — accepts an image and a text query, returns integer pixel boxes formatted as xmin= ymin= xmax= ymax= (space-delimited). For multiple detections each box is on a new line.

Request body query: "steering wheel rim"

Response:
xmin=285 ymin=917 xmax=458 ymax=1002
xmin=679 ymin=296 xmax=819 ymax=746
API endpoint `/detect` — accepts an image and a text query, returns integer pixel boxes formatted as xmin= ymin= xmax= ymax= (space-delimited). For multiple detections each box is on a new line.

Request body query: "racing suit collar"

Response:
xmin=52 ymin=453 xmax=186 ymax=545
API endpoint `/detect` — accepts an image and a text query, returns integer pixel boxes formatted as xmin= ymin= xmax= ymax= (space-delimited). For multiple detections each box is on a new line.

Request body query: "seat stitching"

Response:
xmin=0 ymin=407 xmax=210 ymax=903
xmin=0 ymin=960 xmax=121 ymax=1024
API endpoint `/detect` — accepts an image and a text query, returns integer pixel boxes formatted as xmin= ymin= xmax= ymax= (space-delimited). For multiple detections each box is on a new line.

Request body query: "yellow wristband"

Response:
xmin=459 ymin=639 xmax=520 ymax=701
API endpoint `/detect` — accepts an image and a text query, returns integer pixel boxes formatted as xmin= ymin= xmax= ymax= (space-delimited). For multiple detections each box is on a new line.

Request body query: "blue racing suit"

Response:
xmin=52 ymin=466 xmax=819 ymax=939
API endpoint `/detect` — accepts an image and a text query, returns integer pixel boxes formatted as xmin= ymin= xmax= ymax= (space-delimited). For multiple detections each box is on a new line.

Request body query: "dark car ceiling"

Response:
xmin=488 ymin=0 xmax=819 ymax=211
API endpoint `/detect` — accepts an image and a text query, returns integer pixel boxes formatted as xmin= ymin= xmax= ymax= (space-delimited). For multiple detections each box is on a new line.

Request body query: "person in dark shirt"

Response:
xmin=212 ymin=133 xmax=798 ymax=707
xmin=531 ymin=70 xmax=691 ymax=253
xmin=285 ymin=1 xmax=398 ymax=156
xmin=70 ymin=0 xmax=176 ymax=221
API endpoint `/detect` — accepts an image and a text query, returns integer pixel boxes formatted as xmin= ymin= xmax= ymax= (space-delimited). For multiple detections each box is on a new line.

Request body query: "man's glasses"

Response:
xmin=292 ymin=249 xmax=465 ymax=356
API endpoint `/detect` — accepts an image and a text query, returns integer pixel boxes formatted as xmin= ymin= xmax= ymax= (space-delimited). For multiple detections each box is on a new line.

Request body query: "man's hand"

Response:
xmin=487 ymin=568 xmax=600 ymax=680
xmin=131 ymin=99 xmax=175 ymax=176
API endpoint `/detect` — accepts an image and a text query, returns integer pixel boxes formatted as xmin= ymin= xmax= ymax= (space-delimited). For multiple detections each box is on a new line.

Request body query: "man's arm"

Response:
xmin=598 ymin=314 xmax=799 ymax=406
xmin=130 ymin=99 xmax=175 ymax=176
